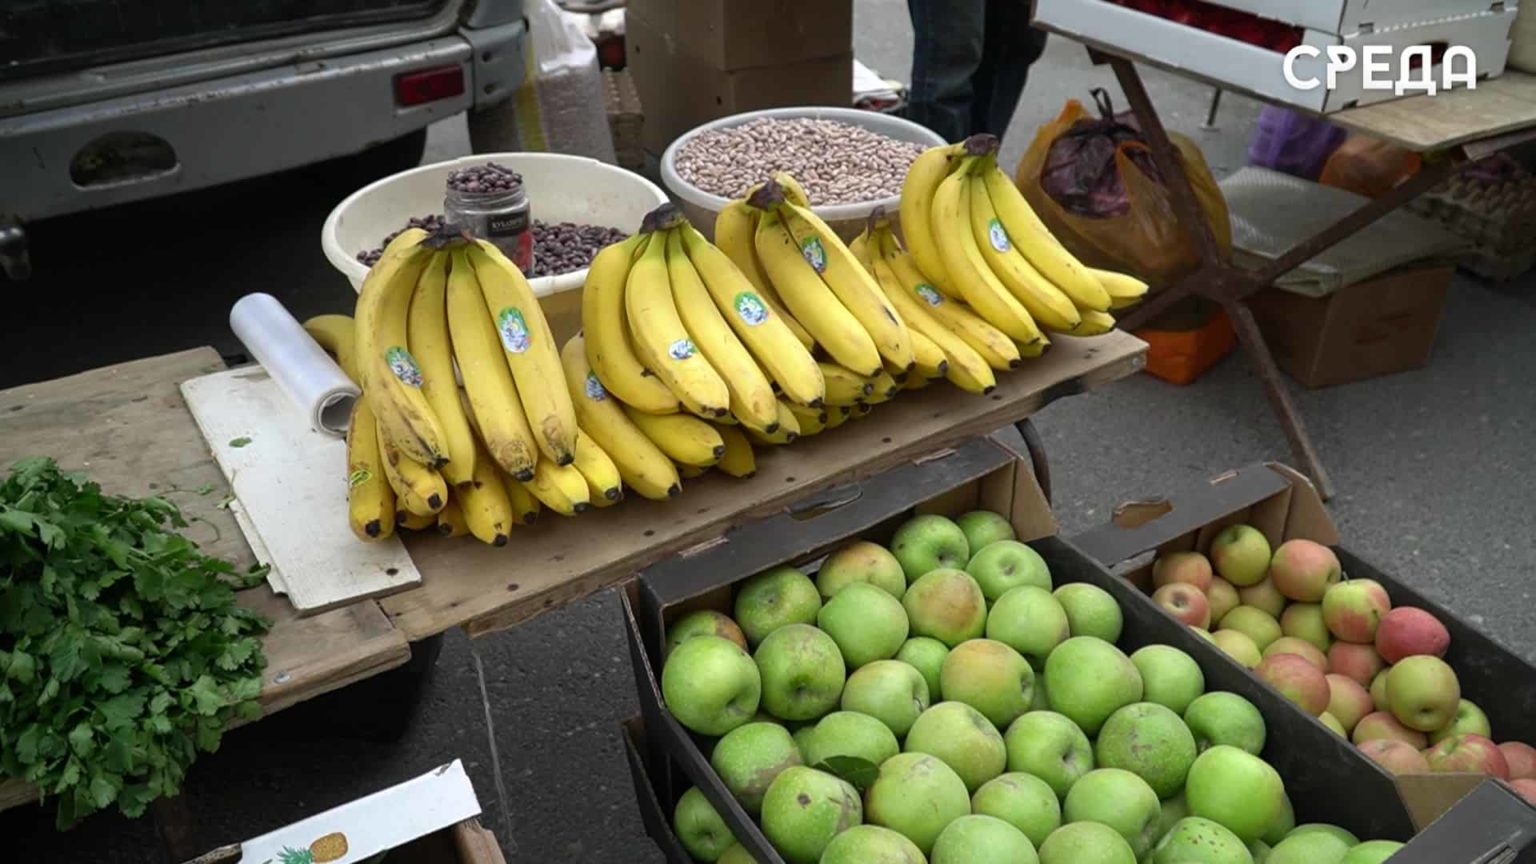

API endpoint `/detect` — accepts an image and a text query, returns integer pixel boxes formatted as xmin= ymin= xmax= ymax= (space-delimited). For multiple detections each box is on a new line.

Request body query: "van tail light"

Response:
xmin=395 ymin=65 xmax=465 ymax=106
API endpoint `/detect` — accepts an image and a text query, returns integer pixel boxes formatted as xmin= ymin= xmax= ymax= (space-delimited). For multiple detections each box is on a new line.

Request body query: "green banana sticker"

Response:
xmin=734 ymin=291 xmax=769 ymax=326
xmin=497 ymin=307 xmax=531 ymax=354
xmin=916 ymin=285 xmax=944 ymax=306
xmin=799 ymin=237 xmax=827 ymax=273
xmin=347 ymin=468 xmax=373 ymax=489
xmin=384 ymin=346 xmax=423 ymax=387
xmin=987 ymin=218 xmax=1011 ymax=253
xmin=584 ymin=371 xmax=608 ymax=402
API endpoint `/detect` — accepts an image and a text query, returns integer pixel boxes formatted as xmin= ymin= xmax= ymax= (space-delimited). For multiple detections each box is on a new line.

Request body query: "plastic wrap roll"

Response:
xmin=229 ymin=293 xmax=358 ymax=436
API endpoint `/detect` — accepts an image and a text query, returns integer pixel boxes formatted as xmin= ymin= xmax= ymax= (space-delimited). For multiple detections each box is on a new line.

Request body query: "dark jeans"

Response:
xmin=906 ymin=0 xmax=1049 ymax=143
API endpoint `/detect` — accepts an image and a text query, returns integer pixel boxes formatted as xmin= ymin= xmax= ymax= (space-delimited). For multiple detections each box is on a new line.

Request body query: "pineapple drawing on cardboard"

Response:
xmin=273 ymin=831 xmax=348 ymax=863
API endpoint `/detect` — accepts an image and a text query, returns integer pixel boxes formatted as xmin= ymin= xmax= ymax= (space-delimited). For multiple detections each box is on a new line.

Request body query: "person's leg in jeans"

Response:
xmin=970 ymin=0 xmax=1049 ymax=138
xmin=906 ymin=0 xmax=988 ymax=142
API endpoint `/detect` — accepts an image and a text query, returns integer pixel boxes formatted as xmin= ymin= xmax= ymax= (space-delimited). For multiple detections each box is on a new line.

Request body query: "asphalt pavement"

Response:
xmin=5 ymin=3 xmax=1535 ymax=861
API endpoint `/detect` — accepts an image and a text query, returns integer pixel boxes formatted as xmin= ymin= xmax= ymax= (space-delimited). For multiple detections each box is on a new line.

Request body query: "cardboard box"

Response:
xmin=1246 ymin=264 xmax=1452 ymax=388
xmin=185 ymin=760 xmax=504 ymax=864
xmin=1202 ymin=0 xmax=1515 ymax=36
xmin=624 ymin=436 xmax=1425 ymax=863
xmin=622 ymin=715 xmax=695 ymax=864
xmin=1390 ymin=780 xmax=1536 ymax=863
xmin=627 ymin=13 xmax=852 ymax=155
xmin=1034 ymin=0 xmax=1515 ymax=113
xmin=627 ymin=0 xmax=853 ymax=72
xmin=1071 ymin=462 xmax=1536 ymax=834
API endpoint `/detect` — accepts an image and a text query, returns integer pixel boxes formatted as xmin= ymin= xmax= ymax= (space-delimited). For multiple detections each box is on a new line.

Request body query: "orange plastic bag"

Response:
xmin=1016 ymin=92 xmax=1231 ymax=288
xmin=1318 ymin=134 xmax=1421 ymax=198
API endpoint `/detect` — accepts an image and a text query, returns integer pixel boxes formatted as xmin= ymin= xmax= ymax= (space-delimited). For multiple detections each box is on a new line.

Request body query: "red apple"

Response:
xmin=1153 ymin=583 xmax=1211 ymax=628
xmin=1353 ymin=712 xmax=1428 ymax=749
xmin=1500 ymin=742 xmax=1536 ymax=780
xmin=1374 ymin=607 xmax=1450 ymax=664
xmin=1262 ymin=637 xmax=1328 ymax=672
xmin=1358 ymin=738 xmax=1430 ymax=775
xmin=1425 ymin=733 xmax=1510 ymax=778
xmin=1206 ymin=577 xmax=1240 ymax=626
xmin=1328 ymin=641 xmax=1386 ymax=687
xmin=1153 ymin=551 xmax=1214 ymax=592
xmin=1509 ymin=778 xmax=1536 ymax=804
xmin=1326 ymin=674 xmax=1374 ymax=734
xmin=1321 ymin=579 xmax=1392 ymax=644
xmin=1269 ymin=539 xmax=1342 ymax=602
xmin=1256 ymin=653 xmax=1330 ymax=716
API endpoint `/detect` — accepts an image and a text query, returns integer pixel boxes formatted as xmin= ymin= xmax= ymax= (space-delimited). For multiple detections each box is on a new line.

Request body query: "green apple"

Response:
xmin=1249 ymin=839 xmax=1271 ymax=863
xmin=1193 ymin=627 xmax=1217 ymax=643
xmin=1043 ymin=636 xmax=1144 ymax=735
xmin=1064 ymin=768 xmax=1163 ymax=858
xmin=1152 ymin=816 xmax=1251 ymax=864
xmin=906 ymin=701 xmax=1007 ymax=792
xmin=841 ymin=659 xmax=930 ymax=737
xmin=1208 ymin=577 xmax=1241 ymax=627
xmin=956 ymin=510 xmax=1018 ymax=555
xmin=1319 ymin=712 xmax=1346 ymax=735
xmin=800 ymin=711 xmax=899 ymax=768
xmin=1038 ymin=821 xmax=1137 ymax=864
xmin=1287 ymin=824 xmax=1358 ymax=845
xmin=760 ymin=766 xmax=862 ymax=864
xmin=895 ymin=637 xmax=948 ymax=702
xmin=891 ymin=514 xmax=970 ymax=582
xmin=1386 ymin=654 xmax=1461 ymax=732
xmin=734 ymin=565 xmax=822 ymax=646
xmin=755 ymin=624 xmax=846 ymax=722
xmin=716 ymin=842 xmax=756 ymax=864
xmin=987 ymin=586 xmax=1070 ymax=667
xmin=904 ymin=568 xmax=987 ymax=646
xmin=1184 ymin=691 xmax=1267 ymax=754
xmin=1279 ymin=603 xmax=1331 ymax=653
xmin=662 ymin=634 xmax=761 ymax=736
xmin=667 ymin=609 xmax=748 ymax=657
xmin=673 ymin=786 xmax=735 ymax=861
xmin=1004 ymin=710 xmax=1094 ymax=797
xmin=1053 ymin=583 xmax=1124 ymax=642
xmin=865 ymin=752 xmax=971 ymax=854
xmin=973 ymin=772 xmax=1061 ymax=848
xmin=1219 ymin=606 xmax=1282 ymax=651
xmin=1427 ymin=698 xmax=1491 ymax=744
xmin=1267 ymin=831 xmax=1350 ymax=864
xmin=1369 ymin=669 xmax=1390 ymax=711
xmin=1186 ymin=746 xmax=1286 ymax=843
xmin=1155 ymin=791 xmax=1190 ymax=842
xmin=818 ymin=582 xmax=909 ymax=668
xmin=1212 ymin=629 xmax=1263 ymax=668
xmin=941 ymin=638 xmax=1034 ymax=728
xmin=1032 ymin=676 xmax=1051 ymax=710
xmin=819 ymin=824 xmax=926 ymax=864
xmin=817 ymin=541 xmax=907 ymax=599
xmin=1132 ymin=645 xmax=1206 ymax=715
xmin=1262 ymin=794 xmax=1295 ymax=846
xmin=711 ymin=721 xmax=802 ymax=815
xmin=968 ymin=540 xmax=1051 ymax=603
xmin=1339 ymin=840 xmax=1405 ymax=864
xmin=1209 ymin=524 xmax=1271 ymax=587
xmin=793 ymin=725 xmax=816 ymax=757
xmin=933 ymin=814 xmax=1039 ymax=864
xmin=1238 ymin=578 xmax=1287 ymax=619
xmin=1095 ymin=702 xmax=1198 ymax=798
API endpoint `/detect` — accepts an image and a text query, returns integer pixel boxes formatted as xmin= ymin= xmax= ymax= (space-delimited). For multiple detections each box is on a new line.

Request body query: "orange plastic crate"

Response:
xmin=1134 ymin=306 xmax=1236 ymax=385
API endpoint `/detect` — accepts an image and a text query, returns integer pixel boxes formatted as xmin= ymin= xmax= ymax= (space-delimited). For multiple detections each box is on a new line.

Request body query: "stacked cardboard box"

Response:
xmin=626 ymin=0 xmax=854 ymax=155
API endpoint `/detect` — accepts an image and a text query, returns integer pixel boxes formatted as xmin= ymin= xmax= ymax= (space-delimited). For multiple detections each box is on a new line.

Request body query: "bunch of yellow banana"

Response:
xmin=898 ymin=135 xmax=1149 ymax=342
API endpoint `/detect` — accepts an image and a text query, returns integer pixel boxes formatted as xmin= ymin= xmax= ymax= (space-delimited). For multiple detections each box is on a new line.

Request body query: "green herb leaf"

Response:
xmin=228 ymin=437 xmax=252 ymax=448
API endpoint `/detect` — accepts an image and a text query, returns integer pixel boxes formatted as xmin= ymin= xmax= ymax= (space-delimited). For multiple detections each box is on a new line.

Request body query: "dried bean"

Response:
xmin=357 ymin=214 xmax=628 ymax=276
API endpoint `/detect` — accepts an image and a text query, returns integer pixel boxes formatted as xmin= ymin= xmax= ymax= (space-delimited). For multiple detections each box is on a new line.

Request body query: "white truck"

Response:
xmin=0 ymin=0 xmax=530 ymax=278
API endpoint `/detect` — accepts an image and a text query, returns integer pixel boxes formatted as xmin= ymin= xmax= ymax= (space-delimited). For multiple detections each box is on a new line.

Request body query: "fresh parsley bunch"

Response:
xmin=0 ymin=458 xmax=270 ymax=828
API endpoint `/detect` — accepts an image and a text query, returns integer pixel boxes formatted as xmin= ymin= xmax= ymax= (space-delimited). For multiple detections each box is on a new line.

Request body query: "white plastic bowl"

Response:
xmin=322 ymin=152 xmax=669 ymax=296
xmin=661 ymin=107 xmax=946 ymax=241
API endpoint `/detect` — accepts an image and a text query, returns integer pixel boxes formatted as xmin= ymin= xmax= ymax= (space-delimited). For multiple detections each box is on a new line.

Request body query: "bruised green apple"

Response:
xmin=1004 ymin=710 xmax=1094 ymax=797
xmin=1152 ymin=816 xmax=1251 ymax=864
xmin=891 ymin=514 xmax=970 ymax=582
xmin=673 ymin=786 xmax=735 ymax=861
xmin=662 ymin=634 xmax=761 ymax=736
xmin=1064 ymin=768 xmax=1163 ymax=858
xmin=932 ymin=814 xmax=1039 ymax=864
xmin=666 ymin=609 xmax=748 ymax=657
xmin=904 ymin=568 xmax=987 ymax=647
xmin=906 ymin=701 xmax=1007 ymax=792
xmin=1039 ymin=821 xmax=1137 ymax=864
xmin=711 ymin=721 xmax=802 ymax=815
xmin=799 ymin=711 xmax=899 ymax=769
xmin=865 ymin=752 xmax=971 ymax=854
xmin=1044 ymin=636 xmax=1144 ymax=735
xmin=895 ymin=637 xmax=948 ymax=702
xmin=1096 ymin=702 xmax=1198 ymax=798
xmin=973 ymin=772 xmax=1061 ymax=848
xmin=941 ymin=638 xmax=1034 ymax=728
xmin=987 ymin=585 xmax=1070 ymax=668
xmin=755 ymin=624 xmax=845 ymax=722
xmin=956 ymin=510 xmax=1018 ymax=553
xmin=841 ymin=659 xmax=930 ymax=737
xmin=1053 ymin=583 xmax=1124 ymax=642
xmin=760 ymin=766 xmax=862 ymax=864
xmin=968 ymin=540 xmax=1051 ymax=603
xmin=819 ymin=824 xmax=926 ymax=864
xmin=1132 ymin=645 xmax=1206 ymax=715
xmin=735 ymin=565 xmax=822 ymax=646
xmin=818 ymin=581 xmax=909 ymax=667
xmin=1208 ymin=524 xmax=1271 ymax=587
xmin=816 ymin=540 xmax=908 ymax=600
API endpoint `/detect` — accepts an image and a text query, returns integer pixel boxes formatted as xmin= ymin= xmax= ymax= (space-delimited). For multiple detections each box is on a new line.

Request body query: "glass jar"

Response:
xmin=444 ymin=179 xmax=533 ymax=272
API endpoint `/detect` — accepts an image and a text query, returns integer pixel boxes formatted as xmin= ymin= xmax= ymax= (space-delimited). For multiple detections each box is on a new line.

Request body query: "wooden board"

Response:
xmin=1331 ymin=70 xmax=1536 ymax=153
xmin=382 ymin=331 xmax=1147 ymax=639
xmin=181 ymin=366 xmax=421 ymax=613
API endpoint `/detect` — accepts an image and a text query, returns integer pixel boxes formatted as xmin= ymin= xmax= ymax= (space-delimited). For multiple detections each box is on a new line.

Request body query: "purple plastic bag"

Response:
xmin=1247 ymin=106 xmax=1346 ymax=181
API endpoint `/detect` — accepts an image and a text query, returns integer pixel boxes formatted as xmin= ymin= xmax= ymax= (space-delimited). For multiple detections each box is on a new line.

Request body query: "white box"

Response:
xmin=1034 ymin=0 xmax=1516 ymax=113
xmin=1202 ymin=0 xmax=1515 ymax=36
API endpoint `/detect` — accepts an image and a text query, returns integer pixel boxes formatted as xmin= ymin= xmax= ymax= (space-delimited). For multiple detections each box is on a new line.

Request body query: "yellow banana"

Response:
xmin=396 ymin=508 xmax=436 ymax=531
xmin=666 ymin=230 xmax=779 ymax=431
xmin=676 ymin=463 xmax=709 ymax=480
xmin=747 ymin=401 xmax=801 ymax=445
xmin=377 ymin=419 xmax=447 ymax=516
xmin=908 ymin=329 xmax=949 ymax=380
xmin=969 ymin=173 xmax=1082 ymax=333
xmin=522 ymin=459 xmax=591 ymax=516
xmin=504 ymin=475 xmax=542 ymax=525
xmin=469 ymin=240 xmax=579 ymax=465
xmin=626 ymin=231 xmax=731 ymax=417
xmin=713 ymin=425 xmax=757 ymax=478
xmin=573 ymin=429 xmax=623 ymax=506
xmin=982 ymin=164 xmax=1113 ymax=312
xmin=849 ymin=233 xmax=870 ymax=268
xmin=787 ymin=402 xmax=827 ymax=436
xmin=345 ymin=396 xmax=395 ymax=541
xmin=714 ymin=201 xmax=816 ymax=351
xmin=899 ymin=142 xmax=965 ymax=285
xmin=932 ymin=157 xmax=1044 ymax=345
xmin=824 ymin=404 xmax=854 ymax=428
xmin=561 ymin=334 xmax=682 ymax=500
xmin=408 ymin=252 xmax=478 ymax=486
xmin=353 ymin=231 xmax=448 ymax=466
xmin=865 ymin=369 xmax=900 ymax=404
xmin=901 ymin=375 xmax=932 ymax=392
xmin=851 ymin=402 xmax=874 ymax=420
xmin=771 ymin=172 xmax=813 ymax=207
xmin=781 ymin=199 xmax=914 ymax=372
xmin=581 ymin=235 xmax=682 ymax=414
xmin=883 ymin=232 xmax=1020 ymax=372
xmin=1073 ymin=309 xmax=1118 ymax=336
xmin=680 ymin=224 xmax=824 ymax=408
xmin=436 ymin=499 xmax=469 ymax=538
xmin=623 ymin=407 xmax=726 ymax=467
xmin=303 ymin=314 xmax=360 ymax=381
xmin=818 ymin=362 xmax=874 ymax=406
xmin=755 ymin=208 xmax=881 ymax=376
xmin=458 ymin=437 xmax=514 ymax=545
xmin=447 ymin=248 xmax=539 ymax=480
xmin=1087 ymin=267 xmax=1150 ymax=309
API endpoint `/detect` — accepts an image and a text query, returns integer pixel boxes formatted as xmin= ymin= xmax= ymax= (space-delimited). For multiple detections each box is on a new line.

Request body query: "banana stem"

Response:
xmin=640 ymin=202 xmax=685 ymax=234
xmin=746 ymin=179 xmax=786 ymax=211
xmin=963 ymin=134 xmax=1000 ymax=157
